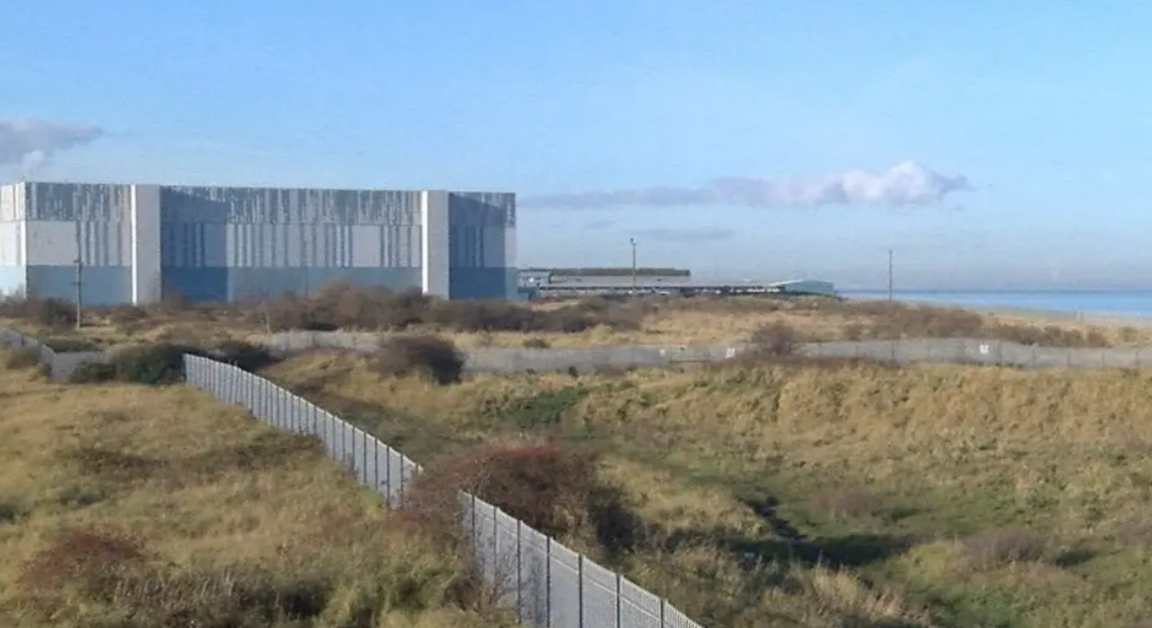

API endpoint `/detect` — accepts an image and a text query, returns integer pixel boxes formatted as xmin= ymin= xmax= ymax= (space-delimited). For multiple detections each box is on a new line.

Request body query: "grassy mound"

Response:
xmin=264 ymin=351 xmax=1152 ymax=627
xmin=0 ymin=350 xmax=511 ymax=628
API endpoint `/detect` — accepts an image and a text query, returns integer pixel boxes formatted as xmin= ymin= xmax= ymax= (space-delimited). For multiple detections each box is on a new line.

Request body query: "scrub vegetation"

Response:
xmin=0 ymin=281 xmax=1146 ymax=352
xmin=0 ymin=349 xmax=513 ymax=628
xmin=263 ymin=348 xmax=1152 ymax=628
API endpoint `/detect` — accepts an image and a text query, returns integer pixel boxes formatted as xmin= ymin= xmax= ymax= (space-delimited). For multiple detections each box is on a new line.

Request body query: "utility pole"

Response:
xmin=73 ymin=257 xmax=83 ymax=330
xmin=629 ymin=238 xmax=638 ymax=296
xmin=887 ymin=248 xmax=894 ymax=302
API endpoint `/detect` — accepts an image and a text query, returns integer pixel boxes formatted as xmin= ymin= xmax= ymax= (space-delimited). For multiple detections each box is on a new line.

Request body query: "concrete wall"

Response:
xmin=448 ymin=192 xmax=517 ymax=299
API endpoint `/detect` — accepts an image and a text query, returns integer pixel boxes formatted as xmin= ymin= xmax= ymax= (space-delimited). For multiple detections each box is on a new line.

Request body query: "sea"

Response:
xmin=841 ymin=290 xmax=1152 ymax=321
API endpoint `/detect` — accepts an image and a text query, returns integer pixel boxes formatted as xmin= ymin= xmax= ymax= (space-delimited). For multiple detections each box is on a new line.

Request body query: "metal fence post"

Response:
xmin=615 ymin=573 xmax=622 ymax=628
xmin=660 ymin=597 xmax=667 ymax=627
xmin=471 ymin=493 xmax=478 ymax=541
xmin=399 ymin=452 xmax=407 ymax=504
xmin=491 ymin=504 xmax=499 ymax=594
xmin=372 ymin=438 xmax=381 ymax=495
xmin=546 ymin=538 xmax=552 ymax=628
xmin=384 ymin=447 xmax=393 ymax=508
xmin=577 ymin=554 xmax=584 ymax=628
xmin=362 ymin=430 xmax=368 ymax=484
xmin=516 ymin=519 xmax=523 ymax=624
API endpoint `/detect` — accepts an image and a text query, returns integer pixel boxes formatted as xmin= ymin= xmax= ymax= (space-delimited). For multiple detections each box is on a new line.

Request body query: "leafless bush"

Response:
xmin=0 ymin=296 xmax=76 ymax=328
xmin=749 ymin=321 xmax=801 ymax=357
xmin=374 ymin=335 xmax=465 ymax=385
xmin=400 ymin=443 xmax=643 ymax=554
xmin=521 ymin=337 xmax=551 ymax=348
xmin=251 ymin=281 xmax=644 ymax=335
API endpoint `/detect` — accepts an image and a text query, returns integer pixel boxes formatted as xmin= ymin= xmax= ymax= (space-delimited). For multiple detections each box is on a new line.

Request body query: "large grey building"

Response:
xmin=0 ymin=182 xmax=516 ymax=305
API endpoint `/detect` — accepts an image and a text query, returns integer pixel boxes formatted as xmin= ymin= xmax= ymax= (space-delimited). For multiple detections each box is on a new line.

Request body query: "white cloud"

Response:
xmin=522 ymin=161 xmax=971 ymax=209
xmin=0 ymin=117 xmax=103 ymax=176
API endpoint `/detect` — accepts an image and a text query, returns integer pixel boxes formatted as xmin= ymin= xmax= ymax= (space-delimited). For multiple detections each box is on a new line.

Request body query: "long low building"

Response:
xmin=0 ymin=181 xmax=517 ymax=305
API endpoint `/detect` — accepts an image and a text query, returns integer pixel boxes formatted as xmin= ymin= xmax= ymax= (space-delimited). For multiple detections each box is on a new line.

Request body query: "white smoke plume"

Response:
xmin=523 ymin=161 xmax=971 ymax=209
xmin=0 ymin=117 xmax=103 ymax=176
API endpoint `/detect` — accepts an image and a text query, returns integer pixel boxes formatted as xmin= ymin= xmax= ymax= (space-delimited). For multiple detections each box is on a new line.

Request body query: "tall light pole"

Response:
xmin=73 ymin=257 xmax=83 ymax=330
xmin=887 ymin=248 xmax=894 ymax=302
xmin=629 ymin=238 xmax=638 ymax=296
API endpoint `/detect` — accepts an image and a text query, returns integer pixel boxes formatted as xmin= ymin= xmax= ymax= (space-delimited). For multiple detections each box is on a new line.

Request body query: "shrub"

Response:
xmin=0 ymin=296 xmax=77 ymax=328
xmin=106 ymin=304 xmax=149 ymax=325
xmin=522 ymin=337 xmax=551 ymax=348
xmin=42 ymin=337 xmax=101 ymax=352
xmin=15 ymin=526 xmax=338 ymax=626
xmin=402 ymin=444 xmax=641 ymax=552
xmin=214 ymin=340 xmax=279 ymax=372
xmin=67 ymin=360 xmax=117 ymax=384
xmin=105 ymin=343 xmax=205 ymax=386
xmin=373 ymin=335 xmax=464 ymax=385
xmin=248 ymin=279 xmax=647 ymax=335
xmin=4 ymin=346 xmax=42 ymax=370
xmin=750 ymin=322 xmax=800 ymax=357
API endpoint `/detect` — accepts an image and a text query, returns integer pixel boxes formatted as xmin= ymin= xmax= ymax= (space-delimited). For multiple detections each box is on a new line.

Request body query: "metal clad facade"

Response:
xmin=0 ymin=183 xmax=26 ymax=295
xmin=448 ymin=192 xmax=517 ymax=299
xmin=0 ymin=182 xmax=516 ymax=304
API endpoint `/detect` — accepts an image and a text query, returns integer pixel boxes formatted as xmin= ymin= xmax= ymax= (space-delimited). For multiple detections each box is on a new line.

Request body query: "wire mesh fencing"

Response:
xmin=263 ymin=330 xmax=1152 ymax=373
xmin=182 ymin=354 xmax=704 ymax=628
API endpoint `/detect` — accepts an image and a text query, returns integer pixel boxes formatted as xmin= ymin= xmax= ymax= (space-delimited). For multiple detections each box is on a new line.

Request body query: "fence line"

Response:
xmin=0 ymin=327 xmax=107 ymax=379
xmin=265 ymin=330 xmax=1152 ymax=372
xmin=181 ymin=354 xmax=702 ymax=628
xmin=7 ymin=325 xmax=1152 ymax=383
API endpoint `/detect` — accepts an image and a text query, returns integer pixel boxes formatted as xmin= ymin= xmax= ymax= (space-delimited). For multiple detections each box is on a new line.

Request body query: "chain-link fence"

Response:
xmin=183 ymin=354 xmax=704 ymax=628
xmin=264 ymin=330 xmax=1152 ymax=372
xmin=0 ymin=326 xmax=107 ymax=379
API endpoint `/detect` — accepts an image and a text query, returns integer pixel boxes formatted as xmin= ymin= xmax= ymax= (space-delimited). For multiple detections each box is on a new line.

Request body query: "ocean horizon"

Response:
xmin=842 ymin=289 xmax=1152 ymax=319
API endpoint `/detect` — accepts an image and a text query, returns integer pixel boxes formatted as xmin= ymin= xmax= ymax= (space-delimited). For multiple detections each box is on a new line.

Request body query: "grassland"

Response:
xmin=0 ymin=352 xmax=510 ymax=628
xmin=265 ymin=350 xmax=1152 ymax=628
xmin=2 ymin=283 xmax=1150 ymax=353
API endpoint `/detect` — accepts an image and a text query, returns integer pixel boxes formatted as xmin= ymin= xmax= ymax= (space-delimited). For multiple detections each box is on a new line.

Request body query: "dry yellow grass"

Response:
xmin=263 ymin=351 xmax=1152 ymax=627
xmin=0 ymin=354 xmax=510 ymax=628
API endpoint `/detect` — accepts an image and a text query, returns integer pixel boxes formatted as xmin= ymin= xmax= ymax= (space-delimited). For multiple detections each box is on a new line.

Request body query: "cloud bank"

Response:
xmin=522 ymin=161 xmax=971 ymax=209
xmin=0 ymin=117 xmax=103 ymax=176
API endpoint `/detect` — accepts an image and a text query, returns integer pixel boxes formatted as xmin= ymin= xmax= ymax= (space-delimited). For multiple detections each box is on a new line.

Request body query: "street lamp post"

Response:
xmin=887 ymin=248 xmax=894 ymax=302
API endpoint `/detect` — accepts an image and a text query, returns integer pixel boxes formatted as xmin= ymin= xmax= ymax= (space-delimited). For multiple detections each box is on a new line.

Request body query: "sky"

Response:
xmin=3 ymin=1 xmax=1152 ymax=290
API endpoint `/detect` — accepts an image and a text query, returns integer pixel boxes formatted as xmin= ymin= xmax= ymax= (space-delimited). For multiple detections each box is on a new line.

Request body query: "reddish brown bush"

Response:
xmin=400 ymin=444 xmax=642 ymax=553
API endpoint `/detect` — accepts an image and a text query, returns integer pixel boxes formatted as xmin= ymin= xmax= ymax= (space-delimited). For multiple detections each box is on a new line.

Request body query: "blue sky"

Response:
xmin=3 ymin=0 xmax=1152 ymax=289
